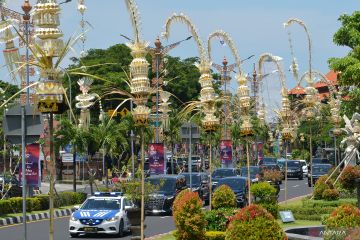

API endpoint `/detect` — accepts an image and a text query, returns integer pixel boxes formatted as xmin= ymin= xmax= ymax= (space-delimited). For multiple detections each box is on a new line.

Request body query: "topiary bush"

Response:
xmin=250 ymin=181 xmax=277 ymax=202
xmin=339 ymin=166 xmax=360 ymax=194
xmin=212 ymin=185 xmax=236 ymax=210
xmin=313 ymin=175 xmax=334 ymax=200
xmin=322 ymin=188 xmax=340 ymax=201
xmin=204 ymin=208 xmax=238 ymax=231
xmin=250 ymin=182 xmax=278 ymax=217
xmin=173 ymin=189 xmax=206 ymax=240
xmin=35 ymin=195 xmax=50 ymax=210
xmin=225 ymin=204 xmax=286 ymax=240
xmin=205 ymin=231 xmax=226 ymax=240
xmin=325 ymin=204 xmax=360 ymax=229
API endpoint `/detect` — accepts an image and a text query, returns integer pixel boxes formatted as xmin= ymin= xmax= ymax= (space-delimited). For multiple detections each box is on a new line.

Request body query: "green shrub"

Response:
xmin=212 ymin=185 xmax=236 ymax=210
xmin=204 ymin=208 xmax=238 ymax=231
xmin=0 ymin=200 xmax=12 ymax=215
xmin=54 ymin=192 xmax=87 ymax=208
xmin=339 ymin=166 xmax=360 ymax=194
xmin=257 ymin=202 xmax=278 ymax=218
xmin=225 ymin=204 xmax=286 ymax=240
xmin=9 ymin=197 xmax=23 ymax=213
xmin=173 ymin=190 xmax=206 ymax=240
xmin=35 ymin=195 xmax=49 ymax=210
xmin=205 ymin=231 xmax=226 ymax=240
xmin=322 ymin=188 xmax=340 ymax=201
xmin=325 ymin=204 xmax=360 ymax=229
xmin=250 ymin=182 xmax=277 ymax=202
xmin=26 ymin=198 xmax=41 ymax=212
xmin=313 ymin=175 xmax=334 ymax=200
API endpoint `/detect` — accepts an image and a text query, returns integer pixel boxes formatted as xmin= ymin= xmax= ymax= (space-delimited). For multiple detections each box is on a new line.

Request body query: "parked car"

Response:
xmin=0 ymin=175 xmax=22 ymax=198
xmin=259 ymin=157 xmax=277 ymax=165
xmin=240 ymin=166 xmax=260 ymax=182
xmin=308 ymin=164 xmax=332 ymax=187
xmin=145 ymin=175 xmax=187 ymax=215
xmin=216 ymin=177 xmax=248 ymax=207
xmin=180 ymin=172 xmax=210 ymax=204
xmin=285 ymin=160 xmax=303 ymax=180
xmin=211 ymin=168 xmax=240 ymax=190
xmin=69 ymin=192 xmax=132 ymax=238
xmin=298 ymin=160 xmax=308 ymax=176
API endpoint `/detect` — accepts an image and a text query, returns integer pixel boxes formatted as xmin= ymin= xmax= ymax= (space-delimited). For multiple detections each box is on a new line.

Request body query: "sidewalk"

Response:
xmin=39 ymin=182 xmax=87 ymax=194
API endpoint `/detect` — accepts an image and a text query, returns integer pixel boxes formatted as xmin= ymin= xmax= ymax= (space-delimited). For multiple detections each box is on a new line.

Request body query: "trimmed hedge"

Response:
xmin=205 ymin=231 xmax=226 ymax=240
xmin=0 ymin=191 xmax=87 ymax=215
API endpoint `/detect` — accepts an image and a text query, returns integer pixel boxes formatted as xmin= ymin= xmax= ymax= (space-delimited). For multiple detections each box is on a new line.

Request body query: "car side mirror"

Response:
xmin=124 ymin=206 xmax=132 ymax=211
xmin=73 ymin=205 xmax=80 ymax=210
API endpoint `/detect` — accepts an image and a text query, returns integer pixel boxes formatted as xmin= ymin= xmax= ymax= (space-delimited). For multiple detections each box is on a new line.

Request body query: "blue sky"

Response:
xmin=2 ymin=0 xmax=359 ymax=118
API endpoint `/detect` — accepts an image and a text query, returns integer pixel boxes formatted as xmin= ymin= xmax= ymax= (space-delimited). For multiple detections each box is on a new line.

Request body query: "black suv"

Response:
xmin=211 ymin=168 xmax=240 ymax=190
xmin=145 ymin=175 xmax=187 ymax=215
xmin=308 ymin=164 xmax=332 ymax=187
xmin=0 ymin=175 xmax=22 ymax=198
xmin=285 ymin=160 xmax=303 ymax=180
xmin=180 ymin=172 xmax=210 ymax=205
xmin=240 ymin=166 xmax=260 ymax=183
xmin=216 ymin=177 xmax=248 ymax=207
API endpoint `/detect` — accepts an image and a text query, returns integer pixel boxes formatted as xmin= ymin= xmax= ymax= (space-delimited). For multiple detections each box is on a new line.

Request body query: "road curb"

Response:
xmin=145 ymin=231 xmax=174 ymax=240
xmin=279 ymin=194 xmax=312 ymax=204
xmin=0 ymin=208 xmax=73 ymax=227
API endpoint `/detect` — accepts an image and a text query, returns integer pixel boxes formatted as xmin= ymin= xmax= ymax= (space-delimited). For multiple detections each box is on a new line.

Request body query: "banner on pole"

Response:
xmin=148 ymin=143 xmax=165 ymax=175
xmin=220 ymin=140 xmax=232 ymax=164
xmin=19 ymin=143 xmax=40 ymax=187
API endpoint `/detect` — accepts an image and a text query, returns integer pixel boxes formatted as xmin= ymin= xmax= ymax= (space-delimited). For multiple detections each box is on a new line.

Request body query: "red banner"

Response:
xmin=19 ymin=143 xmax=40 ymax=187
xmin=148 ymin=143 xmax=165 ymax=175
xmin=220 ymin=140 xmax=232 ymax=164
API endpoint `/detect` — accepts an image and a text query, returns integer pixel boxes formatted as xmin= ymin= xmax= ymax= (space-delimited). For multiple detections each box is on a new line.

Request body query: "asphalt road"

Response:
xmin=0 ymin=178 xmax=313 ymax=240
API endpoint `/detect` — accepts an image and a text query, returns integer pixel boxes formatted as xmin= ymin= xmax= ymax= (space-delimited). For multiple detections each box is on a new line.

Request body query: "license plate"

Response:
xmin=84 ymin=227 xmax=97 ymax=233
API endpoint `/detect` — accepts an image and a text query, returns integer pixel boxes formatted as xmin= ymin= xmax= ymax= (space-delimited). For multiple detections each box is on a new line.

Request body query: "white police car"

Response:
xmin=69 ymin=192 xmax=132 ymax=238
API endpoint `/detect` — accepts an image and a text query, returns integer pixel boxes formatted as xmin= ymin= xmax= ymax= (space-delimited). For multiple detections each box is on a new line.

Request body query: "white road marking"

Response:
xmin=160 ymin=216 xmax=170 ymax=219
xmin=293 ymin=185 xmax=299 ymax=188
xmin=280 ymin=188 xmax=285 ymax=191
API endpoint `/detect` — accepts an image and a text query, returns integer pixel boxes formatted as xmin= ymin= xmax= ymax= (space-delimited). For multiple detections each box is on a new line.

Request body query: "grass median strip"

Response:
xmin=0 ymin=205 xmax=74 ymax=219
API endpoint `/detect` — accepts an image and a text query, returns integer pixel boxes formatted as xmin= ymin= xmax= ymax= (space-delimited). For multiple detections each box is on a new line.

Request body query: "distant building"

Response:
xmin=288 ymin=70 xmax=338 ymax=102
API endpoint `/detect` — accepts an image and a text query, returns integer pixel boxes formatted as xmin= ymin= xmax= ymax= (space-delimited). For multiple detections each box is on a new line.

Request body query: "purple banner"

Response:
xmin=220 ymin=140 xmax=232 ymax=164
xmin=148 ymin=143 xmax=165 ymax=175
xmin=19 ymin=143 xmax=40 ymax=187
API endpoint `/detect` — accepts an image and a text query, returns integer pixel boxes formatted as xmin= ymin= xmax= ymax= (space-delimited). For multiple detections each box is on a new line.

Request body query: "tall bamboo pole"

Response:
xmin=209 ymin=137 xmax=213 ymax=210
xmin=140 ymin=129 xmax=145 ymax=240
xmin=246 ymin=140 xmax=251 ymax=205
xmin=49 ymin=113 xmax=54 ymax=240
xmin=284 ymin=140 xmax=288 ymax=204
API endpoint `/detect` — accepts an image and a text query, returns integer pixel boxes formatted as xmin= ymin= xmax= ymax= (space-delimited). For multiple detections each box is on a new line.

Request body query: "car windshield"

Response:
xmin=218 ymin=178 xmax=246 ymax=191
xmin=146 ymin=178 xmax=176 ymax=192
xmin=240 ymin=167 xmax=259 ymax=177
xmin=313 ymin=158 xmax=329 ymax=164
xmin=287 ymin=161 xmax=301 ymax=167
xmin=262 ymin=165 xmax=279 ymax=171
xmin=212 ymin=169 xmax=236 ymax=178
xmin=312 ymin=165 xmax=331 ymax=175
xmin=182 ymin=174 xmax=201 ymax=186
xmin=80 ymin=199 xmax=121 ymax=210
xmin=264 ymin=158 xmax=277 ymax=164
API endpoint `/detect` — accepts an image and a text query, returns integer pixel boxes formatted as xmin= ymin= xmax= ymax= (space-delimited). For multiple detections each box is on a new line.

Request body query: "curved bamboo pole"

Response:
xmin=162 ymin=13 xmax=207 ymax=63
xmin=207 ymin=30 xmax=242 ymax=74
xmin=258 ymin=53 xmax=286 ymax=93
xmin=124 ymin=0 xmax=142 ymax=43
xmin=284 ymin=18 xmax=312 ymax=85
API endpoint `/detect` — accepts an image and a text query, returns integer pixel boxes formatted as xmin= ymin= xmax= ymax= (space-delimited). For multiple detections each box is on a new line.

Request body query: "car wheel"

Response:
xmin=308 ymin=182 xmax=311 ymax=187
xmin=70 ymin=233 xmax=79 ymax=238
xmin=117 ymin=220 xmax=124 ymax=237
xmin=299 ymin=175 xmax=303 ymax=180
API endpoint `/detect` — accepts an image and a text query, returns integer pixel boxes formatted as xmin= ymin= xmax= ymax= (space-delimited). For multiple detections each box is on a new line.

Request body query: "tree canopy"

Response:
xmin=328 ymin=11 xmax=360 ymax=116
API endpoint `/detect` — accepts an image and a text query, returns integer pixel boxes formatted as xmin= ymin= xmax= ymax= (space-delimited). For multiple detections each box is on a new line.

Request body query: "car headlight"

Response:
xmin=70 ymin=215 xmax=78 ymax=222
xmin=105 ymin=216 xmax=120 ymax=222
xmin=166 ymin=196 xmax=175 ymax=200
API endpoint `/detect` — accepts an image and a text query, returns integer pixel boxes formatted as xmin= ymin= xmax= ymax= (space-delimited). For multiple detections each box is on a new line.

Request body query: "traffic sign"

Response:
xmin=62 ymin=153 xmax=73 ymax=163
